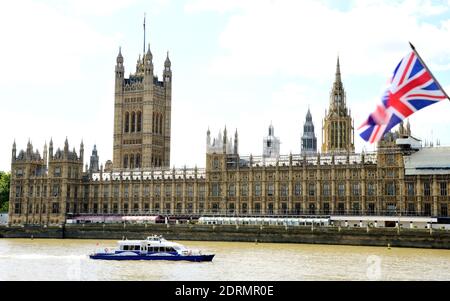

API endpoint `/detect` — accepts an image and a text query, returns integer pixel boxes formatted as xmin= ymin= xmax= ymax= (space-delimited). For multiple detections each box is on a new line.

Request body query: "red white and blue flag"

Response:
xmin=359 ymin=44 xmax=449 ymax=143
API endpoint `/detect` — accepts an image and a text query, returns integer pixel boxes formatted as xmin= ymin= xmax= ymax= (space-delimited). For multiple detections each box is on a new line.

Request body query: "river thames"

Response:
xmin=0 ymin=239 xmax=449 ymax=281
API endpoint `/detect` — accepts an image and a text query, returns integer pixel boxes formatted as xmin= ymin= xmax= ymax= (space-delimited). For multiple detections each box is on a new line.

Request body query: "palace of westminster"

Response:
xmin=7 ymin=36 xmax=450 ymax=226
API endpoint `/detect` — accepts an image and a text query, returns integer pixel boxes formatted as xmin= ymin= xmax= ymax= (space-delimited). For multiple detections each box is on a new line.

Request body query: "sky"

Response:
xmin=1 ymin=0 xmax=450 ymax=171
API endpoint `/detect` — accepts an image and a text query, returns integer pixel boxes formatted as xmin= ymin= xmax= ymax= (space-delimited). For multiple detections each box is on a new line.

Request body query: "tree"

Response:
xmin=0 ymin=172 xmax=10 ymax=213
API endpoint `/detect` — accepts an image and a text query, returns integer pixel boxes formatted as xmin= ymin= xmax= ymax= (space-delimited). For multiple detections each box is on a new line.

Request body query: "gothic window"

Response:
xmin=352 ymin=183 xmax=360 ymax=196
xmin=254 ymin=202 xmax=261 ymax=214
xmin=103 ymin=186 xmax=109 ymax=198
xmin=338 ymin=183 xmax=345 ymax=197
xmin=129 ymin=154 xmax=135 ymax=169
xmin=131 ymin=112 xmax=136 ymax=133
xmin=308 ymin=183 xmax=315 ymax=196
xmin=254 ymin=182 xmax=261 ymax=197
xmin=368 ymin=183 xmax=376 ymax=196
xmin=137 ymin=111 xmax=142 ymax=132
xmin=441 ymin=204 xmax=448 ymax=217
xmin=280 ymin=184 xmax=288 ymax=197
xmin=323 ymin=183 xmax=330 ymax=196
xmin=199 ymin=184 xmax=205 ymax=198
xmin=52 ymin=203 xmax=59 ymax=214
xmin=228 ymin=184 xmax=235 ymax=197
xmin=407 ymin=183 xmax=415 ymax=196
xmin=165 ymin=186 xmax=172 ymax=197
xmin=124 ymin=184 xmax=129 ymax=198
xmin=176 ymin=185 xmax=182 ymax=197
xmin=424 ymin=182 xmax=431 ymax=196
xmin=241 ymin=184 xmax=248 ymax=197
xmin=212 ymin=158 xmax=219 ymax=169
xmin=155 ymin=114 xmax=159 ymax=134
xmin=125 ymin=112 xmax=130 ymax=133
xmin=424 ymin=203 xmax=431 ymax=216
xmin=386 ymin=182 xmax=395 ymax=196
xmin=159 ymin=114 xmax=163 ymax=134
xmin=135 ymin=154 xmax=141 ymax=168
xmin=440 ymin=182 xmax=447 ymax=196
xmin=211 ymin=183 xmax=220 ymax=197
xmin=267 ymin=183 xmax=274 ymax=197
xmin=123 ymin=155 xmax=128 ymax=169
xmin=294 ymin=183 xmax=302 ymax=196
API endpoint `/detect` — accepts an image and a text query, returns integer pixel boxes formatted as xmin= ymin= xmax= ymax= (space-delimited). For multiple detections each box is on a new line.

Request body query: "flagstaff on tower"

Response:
xmin=143 ymin=13 xmax=146 ymax=58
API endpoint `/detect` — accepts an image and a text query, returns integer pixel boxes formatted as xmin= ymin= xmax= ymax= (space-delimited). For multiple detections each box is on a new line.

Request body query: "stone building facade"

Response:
xmin=7 ymin=46 xmax=450 ymax=226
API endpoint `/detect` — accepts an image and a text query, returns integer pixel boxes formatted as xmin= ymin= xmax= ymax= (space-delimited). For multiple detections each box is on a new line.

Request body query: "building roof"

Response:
xmin=404 ymin=147 xmax=450 ymax=175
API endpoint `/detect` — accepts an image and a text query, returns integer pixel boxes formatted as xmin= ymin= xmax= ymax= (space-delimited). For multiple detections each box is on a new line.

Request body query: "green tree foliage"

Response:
xmin=0 ymin=172 xmax=10 ymax=213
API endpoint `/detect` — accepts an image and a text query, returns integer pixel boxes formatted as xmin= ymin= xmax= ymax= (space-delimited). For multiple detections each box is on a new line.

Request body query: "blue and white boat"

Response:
xmin=89 ymin=235 xmax=215 ymax=262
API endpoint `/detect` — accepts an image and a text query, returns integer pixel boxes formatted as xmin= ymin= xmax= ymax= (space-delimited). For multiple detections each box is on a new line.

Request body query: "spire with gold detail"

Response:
xmin=322 ymin=56 xmax=355 ymax=154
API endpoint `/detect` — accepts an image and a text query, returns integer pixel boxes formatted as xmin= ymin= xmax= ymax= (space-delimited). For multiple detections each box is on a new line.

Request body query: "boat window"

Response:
xmin=123 ymin=245 xmax=129 ymax=251
xmin=134 ymin=245 xmax=140 ymax=251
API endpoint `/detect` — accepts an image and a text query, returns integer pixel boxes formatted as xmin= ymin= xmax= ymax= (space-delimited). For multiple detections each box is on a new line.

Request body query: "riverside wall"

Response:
xmin=0 ymin=224 xmax=449 ymax=249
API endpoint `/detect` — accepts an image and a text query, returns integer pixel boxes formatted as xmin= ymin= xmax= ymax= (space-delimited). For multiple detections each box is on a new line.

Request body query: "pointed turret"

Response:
xmin=263 ymin=123 xmax=281 ymax=159
xmin=116 ymin=47 xmax=123 ymax=65
xmin=80 ymin=140 xmax=84 ymax=162
xmin=302 ymin=108 xmax=317 ymax=155
xmin=43 ymin=141 xmax=48 ymax=164
xmin=164 ymin=51 xmax=172 ymax=85
xmin=234 ymin=129 xmax=239 ymax=155
xmin=206 ymin=127 xmax=211 ymax=152
xmin=145 ymin=43 xmax=153 ymax=63
xmin=115 ymin=47 xmax=124 ymax=94
xmin=406 ymin=119 xmax=411 ymax=136
xmin=223 ymin=126 xmax=228 ymax=153
xmin=64 ymin=137 xmax=69 ymax=158
xmin=165 ymin=51 xmax=171 ymax=68
xmin=49 ymin=138 xmax=53 ymax=159
xmin=12 ymin=140 xmax=16 ymax=162
xmin=89 ymin=144 xmax=100 ymax=173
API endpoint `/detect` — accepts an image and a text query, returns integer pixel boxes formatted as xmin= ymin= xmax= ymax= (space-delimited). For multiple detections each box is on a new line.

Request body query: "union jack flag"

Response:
xmin=359 ymin=44 xmax=449 ymax=143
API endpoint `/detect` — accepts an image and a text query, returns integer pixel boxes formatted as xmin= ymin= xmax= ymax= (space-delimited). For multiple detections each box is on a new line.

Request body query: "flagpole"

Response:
xmin=409 ymin=42 xmax=450 ymax=101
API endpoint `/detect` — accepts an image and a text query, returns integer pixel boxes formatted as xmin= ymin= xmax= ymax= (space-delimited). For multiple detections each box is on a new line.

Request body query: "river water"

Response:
xmin=0 ymin=239 xmax=449 ymax=281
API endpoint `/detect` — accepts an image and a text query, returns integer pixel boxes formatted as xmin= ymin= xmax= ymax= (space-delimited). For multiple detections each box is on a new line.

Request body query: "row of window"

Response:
xmin=124 ymin=111 xmax=142 ymax=133
xmin=14 ymin=203 xmax=60 ymax=215
xmin=123 ymin=154 xmax=141 ymax=169
xmin=14 ymin=181 xmax=450 ymax=199
xmin=57 ymin=202 xmax=449 ymax=217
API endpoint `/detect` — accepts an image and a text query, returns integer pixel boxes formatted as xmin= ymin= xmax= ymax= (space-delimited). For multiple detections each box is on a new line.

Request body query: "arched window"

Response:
xmin=131 ymin=112 xmax=136 ymax=133
xmin=124 ymin=112 xmax=129 ymax=133
xmin=123 ymin=155 xmax=128 ymax=169
xmin=155 ymin=113 xmax=159 ymax=135
xmin=129 ymin=154 xmax=134 ymax=169
xmin=136 ymin=154 xmax=141 ymax=168
xmin=159 ymin=114 xmax=163 ymax=135
xmin=137 ymin=111 xmax=142 ymax=132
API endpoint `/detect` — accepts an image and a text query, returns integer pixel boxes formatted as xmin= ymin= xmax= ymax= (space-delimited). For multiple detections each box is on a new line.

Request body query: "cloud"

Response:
xmin=0 ymin=1 xmax=118 ymax=85
xmin=187 ymin=0 xmax=450 ymax=79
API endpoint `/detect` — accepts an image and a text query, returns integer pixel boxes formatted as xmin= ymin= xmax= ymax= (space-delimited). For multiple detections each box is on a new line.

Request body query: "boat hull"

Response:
xmin=89 ymin=254 xmax=215 ymax=262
